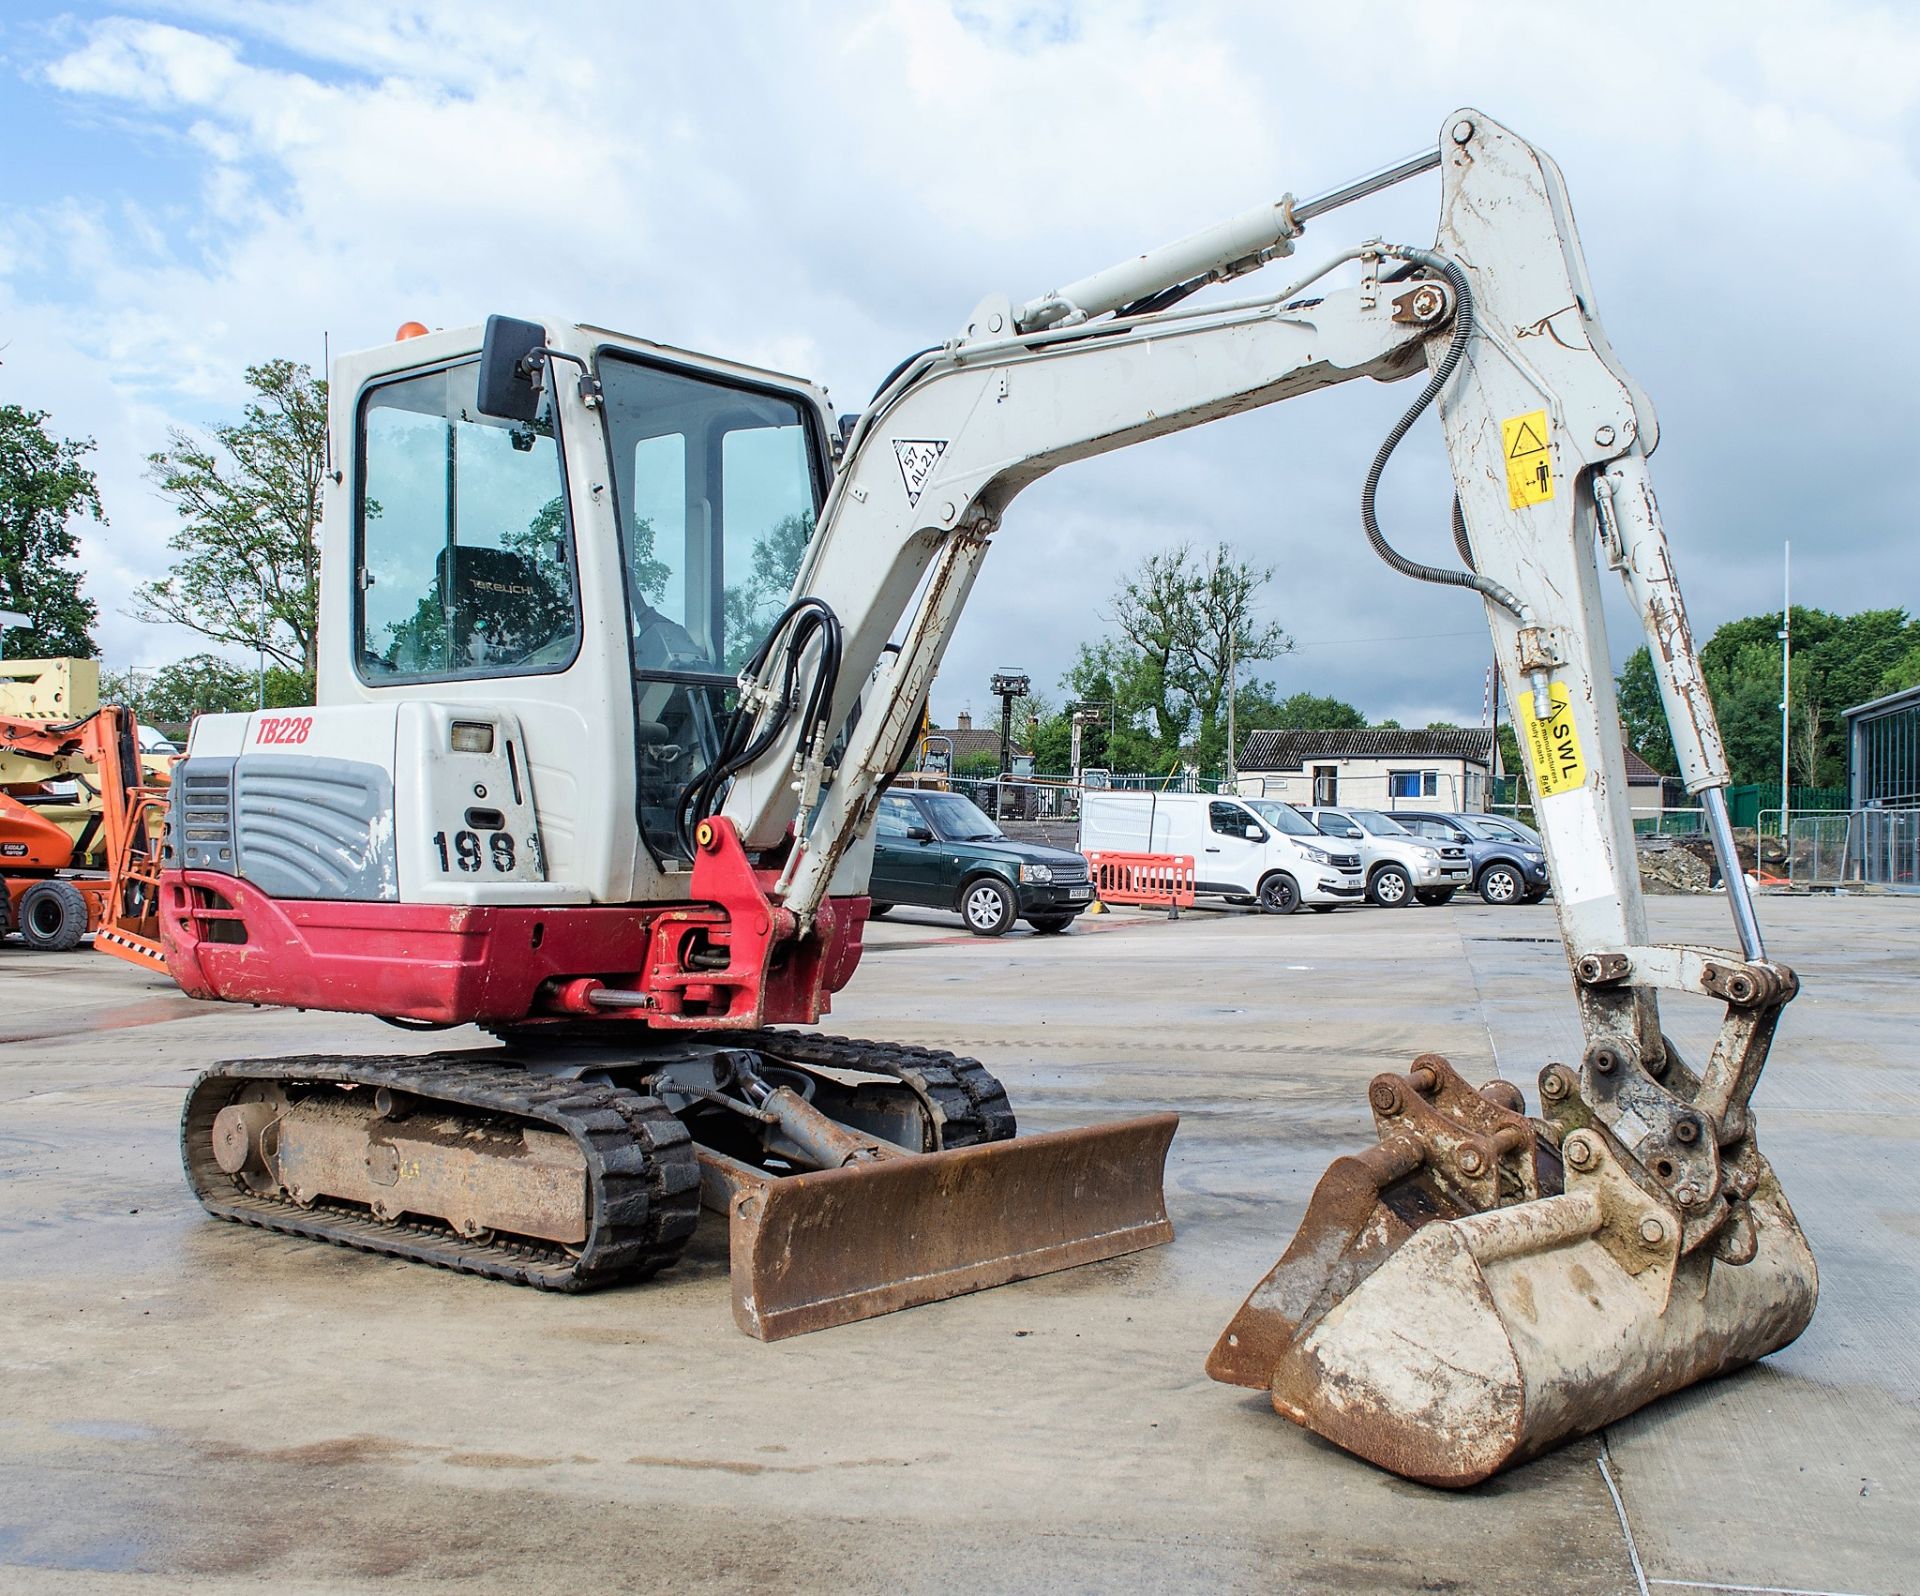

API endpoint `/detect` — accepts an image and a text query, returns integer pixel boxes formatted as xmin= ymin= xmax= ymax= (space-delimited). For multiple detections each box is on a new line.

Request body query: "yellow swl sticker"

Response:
xmin=1520 ymin=681 xmax=1586 ymax=797
xmin=1501 ymin=410 xmax=1554 ymax=508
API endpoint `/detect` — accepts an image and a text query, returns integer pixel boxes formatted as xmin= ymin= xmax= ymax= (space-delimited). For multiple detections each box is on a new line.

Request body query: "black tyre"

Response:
xmin=1368 ymin=864 xmax=1413 ymax=907
xmin=1415 ymin=887 xmax=1457 ymax=906
xmin=958 ymin=876 xmax=1017 ymax=937
xmin=0 ymin=889 xmax=10 ymax=939
xmin=1308 ymin=904 xmax=1338 ymax=915
xmin=1478 ymin=863 xmax=1525 ymax=906
xmin=1256 ymin=873 xmax=1301 ymax=915
xmin=869 ymin=902 xmax=895 ymax=918
xmin=18 ymin=880 xmax=89 ymax=951
xmin=1027 ymin=914 xmax=1075 ymax=934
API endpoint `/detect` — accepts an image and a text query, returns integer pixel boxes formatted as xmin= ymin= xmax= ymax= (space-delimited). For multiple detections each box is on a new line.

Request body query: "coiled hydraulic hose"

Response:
xmin=1361 ymin=248 xmax=1523 ymax=619
xmin=677 ymin=596 xmax=843 ymax=857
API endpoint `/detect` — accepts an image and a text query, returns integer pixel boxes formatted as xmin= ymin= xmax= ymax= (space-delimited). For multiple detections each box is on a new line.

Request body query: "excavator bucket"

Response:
xmin=1209 ymin=1056 xmax=1817 ymax=1487
xmin=702 ymin=1113 xmax=1178 ymax=1340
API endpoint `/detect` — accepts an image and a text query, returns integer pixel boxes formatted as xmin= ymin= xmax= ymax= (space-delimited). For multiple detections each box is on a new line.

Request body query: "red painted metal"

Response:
xmin=160 ymin=816 xmax=868 ymax=1029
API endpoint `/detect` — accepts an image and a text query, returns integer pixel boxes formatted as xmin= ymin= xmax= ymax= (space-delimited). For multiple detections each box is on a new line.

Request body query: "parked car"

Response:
xmin=1080 ymin=790 xmax=1363 ymax=914
xmin=1393 ymin=811 xmax=1551 ymax=905
xmin=1300 ymin=805 xmax=1472 ymax=907
xmin=869 ymin=788 xmax=1093 ymax=936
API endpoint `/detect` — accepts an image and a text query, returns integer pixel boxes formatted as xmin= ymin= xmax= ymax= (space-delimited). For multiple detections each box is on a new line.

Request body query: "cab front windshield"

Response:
xmin=596 ymin=353 xmax=823 ymax=860
xmin=920 ymin=794 xmax=1005 ymax=843
xmin=1350 ymin=809 xmax=1415 ymax=837
xmin=1246 ymin=800 xmax=1322 ymax=838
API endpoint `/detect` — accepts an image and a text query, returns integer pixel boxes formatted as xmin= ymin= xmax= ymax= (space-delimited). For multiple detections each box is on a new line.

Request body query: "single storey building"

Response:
xmin=1235 ymin=728 xmax=1495 ymax=813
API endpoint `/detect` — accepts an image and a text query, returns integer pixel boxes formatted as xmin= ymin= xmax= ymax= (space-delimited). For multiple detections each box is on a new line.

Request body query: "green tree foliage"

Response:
xmin=1616 ymin=607 xmax=1920 ymax=786
xmin=0 ymin=406 xmax=102 ymax=657
xmin=1878 ymin=643 xmax=1920 ymax=698
xmin=101 ymin=653 xmax=307 ymax=723
xmin=723 ymin=511 xmax=812 ymax=670
xmin=1111 ymin=542 xmax=1291 ymax=768
xmin=1252 ymin=692 xmax=1368 ymax=731
xmin=139 ymin=360 xmax=327 ymax=691
xmin=1614 ymin=645 xmax=1677 ymax=775
xmin=1038 ymin=542 xmax=1290 ymax=773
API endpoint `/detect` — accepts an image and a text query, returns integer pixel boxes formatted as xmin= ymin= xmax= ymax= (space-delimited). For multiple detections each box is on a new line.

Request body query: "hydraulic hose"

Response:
xmin=677 ymin=597 xmax=844 ymax=857
xmin=1360 ymin=248 xmax=1523 ymax=619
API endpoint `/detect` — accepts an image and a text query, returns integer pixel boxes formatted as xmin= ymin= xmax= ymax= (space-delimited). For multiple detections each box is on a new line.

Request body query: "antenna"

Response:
xmin=322 ymin=330 xmax=332 ymax=475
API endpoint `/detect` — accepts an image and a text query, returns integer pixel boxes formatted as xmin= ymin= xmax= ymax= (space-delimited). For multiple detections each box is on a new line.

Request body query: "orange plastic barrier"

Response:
xmin=1084 ymin=851 xmax=1196 ymax=910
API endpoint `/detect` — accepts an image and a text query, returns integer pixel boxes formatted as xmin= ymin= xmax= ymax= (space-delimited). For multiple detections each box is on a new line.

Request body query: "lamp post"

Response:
xmin=990 ymin=670 xmax=1030 ymax=819
xmin=1778 ymin=542 xmax=1791 ymax=846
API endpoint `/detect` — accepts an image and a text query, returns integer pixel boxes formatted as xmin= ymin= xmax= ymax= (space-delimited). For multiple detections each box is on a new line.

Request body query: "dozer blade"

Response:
xmin=706 ymin=1112 xmax=1177 ymax=1341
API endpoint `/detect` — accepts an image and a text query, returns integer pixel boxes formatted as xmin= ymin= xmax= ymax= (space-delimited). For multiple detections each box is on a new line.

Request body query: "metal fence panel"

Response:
xmin=1787 ymin=807 xmax=1920 ymax=891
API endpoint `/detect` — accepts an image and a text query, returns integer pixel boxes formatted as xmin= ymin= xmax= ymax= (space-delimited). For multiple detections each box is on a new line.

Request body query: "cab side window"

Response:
xmin=356 ymin=361 xmax=580 ymax=683
xmin=876 ymin=796 xmax=919 ymax=838
xmin=1210 ymin=801 xmax=1262 ymax=839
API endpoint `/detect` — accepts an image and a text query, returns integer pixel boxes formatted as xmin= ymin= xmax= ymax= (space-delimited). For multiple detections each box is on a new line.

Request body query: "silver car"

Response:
xmin=1302 ymin=805 xmax=1472 ymax=907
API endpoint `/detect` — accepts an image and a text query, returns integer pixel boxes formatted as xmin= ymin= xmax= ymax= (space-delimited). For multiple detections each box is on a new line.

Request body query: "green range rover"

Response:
xmin=869 ymin=788 xmax=1094 ymax=936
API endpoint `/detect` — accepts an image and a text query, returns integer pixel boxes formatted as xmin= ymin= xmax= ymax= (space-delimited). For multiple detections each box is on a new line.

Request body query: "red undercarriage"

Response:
xmin=159 ymin=819 xmax=868 ymax=1030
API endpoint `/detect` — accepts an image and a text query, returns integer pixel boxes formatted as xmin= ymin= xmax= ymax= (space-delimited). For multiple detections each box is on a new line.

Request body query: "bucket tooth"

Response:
xmin=704 ymin=1113 xmax=1178 ymax=1341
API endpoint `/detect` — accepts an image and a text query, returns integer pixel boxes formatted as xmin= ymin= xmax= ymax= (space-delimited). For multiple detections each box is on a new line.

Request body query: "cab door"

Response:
xmin=868 ymin=793 xmax=931 ymax=905
xmin=1205 ymin=800 xmax=1267 ymax=893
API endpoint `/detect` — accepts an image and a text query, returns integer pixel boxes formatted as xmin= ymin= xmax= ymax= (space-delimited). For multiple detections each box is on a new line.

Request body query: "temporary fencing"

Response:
xmin=1083 ymin=851 xmax=1196 ymax=915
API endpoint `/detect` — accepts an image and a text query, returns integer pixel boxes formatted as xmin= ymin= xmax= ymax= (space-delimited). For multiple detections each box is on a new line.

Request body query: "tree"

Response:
xmin=1618 ymin=608 xmax=1920 ymax=788
xmin=101 ymin=653 xmax=308 ymax=723
xmin=1257 ymin=692 xmax=1367 ymax=731
xmin=1096 ymin=540 xmax=1291 ymax=769
xmin=1878 ymin=642 xmax=1920 ymax=698
xmin=1614 ymin=646 xmax=1677 ymax=774
xmin=0 ymin=406 xmax=102 ymax=658
xmin=139 ymin=360 xmax=327 ymax=691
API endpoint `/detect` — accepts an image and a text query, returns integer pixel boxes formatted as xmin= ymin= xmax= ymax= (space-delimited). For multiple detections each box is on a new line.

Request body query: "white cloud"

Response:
xmin=4 ymin=0 xmax=1916 ymax=719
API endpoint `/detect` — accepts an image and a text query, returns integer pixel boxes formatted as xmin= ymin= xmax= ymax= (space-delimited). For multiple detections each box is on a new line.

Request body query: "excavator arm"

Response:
xmin=706 ymin=107 xmax=1813 ymax=1481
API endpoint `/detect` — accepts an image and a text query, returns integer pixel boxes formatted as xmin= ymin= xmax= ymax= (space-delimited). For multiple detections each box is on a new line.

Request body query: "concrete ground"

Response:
xmin=1 ymin=892 xmax=1914 ymax=1594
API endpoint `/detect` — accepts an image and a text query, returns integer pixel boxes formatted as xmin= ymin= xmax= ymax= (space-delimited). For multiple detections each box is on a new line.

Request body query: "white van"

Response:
xmin=1079 ymin=791 xmax=1364 ymax=914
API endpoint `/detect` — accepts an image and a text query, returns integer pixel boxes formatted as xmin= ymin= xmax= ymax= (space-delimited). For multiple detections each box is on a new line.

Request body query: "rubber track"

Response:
xmin=181 ymin=1053 xmax=701 ymax=1291
xmin=729 ymin=1031 xmax=1017 ymax=1149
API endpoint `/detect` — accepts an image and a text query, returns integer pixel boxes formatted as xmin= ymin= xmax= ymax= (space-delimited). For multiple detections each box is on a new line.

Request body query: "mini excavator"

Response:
xmin=161 ymin=110 xmax=1814 ymax=1484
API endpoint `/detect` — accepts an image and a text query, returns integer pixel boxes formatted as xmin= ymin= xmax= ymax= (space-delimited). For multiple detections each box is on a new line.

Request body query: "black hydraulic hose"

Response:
xmin=1360 ymin=250 xmax=1522 ymax=618
xmin=676 ymin=597 xmax=843 ymax=857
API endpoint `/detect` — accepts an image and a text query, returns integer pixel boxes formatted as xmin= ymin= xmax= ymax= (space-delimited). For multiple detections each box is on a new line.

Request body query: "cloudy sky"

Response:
xmin=3 ymin=0 xmax=1915 ymax=729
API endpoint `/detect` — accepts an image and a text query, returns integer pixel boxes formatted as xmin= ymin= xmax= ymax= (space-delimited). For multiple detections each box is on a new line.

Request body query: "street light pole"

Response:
xmin=1225 ymin=627 xmax=1238 ymax=792
xmin=1778 ymin=541 xmax=1791 ymax=844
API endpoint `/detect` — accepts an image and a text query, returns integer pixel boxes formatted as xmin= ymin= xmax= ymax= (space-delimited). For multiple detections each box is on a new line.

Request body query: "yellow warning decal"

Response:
xmin=1501 ymin=409 xmax=1554 ymax=509
xmin=1519 ymin=681 xmax=1586 ymax=797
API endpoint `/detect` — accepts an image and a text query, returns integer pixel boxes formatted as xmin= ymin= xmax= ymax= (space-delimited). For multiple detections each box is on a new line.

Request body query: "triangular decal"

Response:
xmin=893 ymin=439 xmax=948 ymax=508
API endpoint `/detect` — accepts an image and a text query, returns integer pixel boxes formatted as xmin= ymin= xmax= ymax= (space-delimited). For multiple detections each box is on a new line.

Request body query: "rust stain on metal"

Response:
xmin=714 ymin=1112 xmax=1177 ymax=1340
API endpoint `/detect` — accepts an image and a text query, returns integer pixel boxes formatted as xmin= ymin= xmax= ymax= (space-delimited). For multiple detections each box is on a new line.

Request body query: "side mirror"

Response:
xmin=1244 ymin=824 xmax=1268 ymax=842
xmin=477 ymin=314 xmax=547 ymax=423
xmin=907 ymin=825 xmax=934 ymax=842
